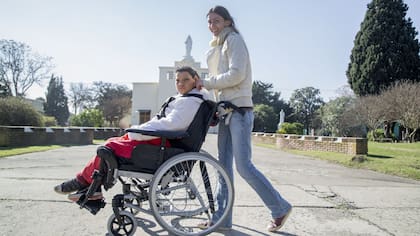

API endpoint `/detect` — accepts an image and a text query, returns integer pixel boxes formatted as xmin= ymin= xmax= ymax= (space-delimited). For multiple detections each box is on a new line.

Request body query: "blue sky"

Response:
xmin=1 ymin=0 xmax=420 ymax=101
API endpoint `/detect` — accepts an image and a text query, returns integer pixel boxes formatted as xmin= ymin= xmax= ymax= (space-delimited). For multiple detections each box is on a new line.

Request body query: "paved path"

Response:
xmin=0 ymin=134 xmax=419 ymax=235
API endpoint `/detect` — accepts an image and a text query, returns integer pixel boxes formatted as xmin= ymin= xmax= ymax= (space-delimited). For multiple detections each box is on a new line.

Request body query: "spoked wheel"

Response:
xmin=121 ymin=181 xmax=147 ymax=216
xmin=149 ymin=152 xmax=234 ymax=236
xmin=107 ymin=211 xmax=137 ymax=236
xmin=123 ymin=198 xmax=142 ymax=215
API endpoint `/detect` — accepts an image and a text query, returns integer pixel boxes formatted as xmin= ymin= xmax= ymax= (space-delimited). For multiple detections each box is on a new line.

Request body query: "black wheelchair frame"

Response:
xmin=75 ymin=99 xmax=234 ymax=236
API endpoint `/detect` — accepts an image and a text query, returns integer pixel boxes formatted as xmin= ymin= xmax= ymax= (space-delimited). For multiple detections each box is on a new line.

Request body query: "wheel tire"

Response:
xmin=149 ymin=152 xmax=234 ymax=236
xmin=107 ymin=211 xmax=137 ymax=236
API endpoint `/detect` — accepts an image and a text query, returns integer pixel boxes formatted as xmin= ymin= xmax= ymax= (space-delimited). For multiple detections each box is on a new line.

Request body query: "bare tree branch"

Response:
xmin=0 ymin=39 xmax=53 ymax=97
xmin=68 ymin=82 xmax=93 ymax=115
xmin=353 ymin=95 xmax=387 ymax=138
xmin=381 ymin=81 xmax=420 ymax=142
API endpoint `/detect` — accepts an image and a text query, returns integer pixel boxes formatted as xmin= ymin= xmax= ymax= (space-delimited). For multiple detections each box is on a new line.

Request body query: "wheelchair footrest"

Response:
xmin=76 ymin=197 xmax=106 ymax=215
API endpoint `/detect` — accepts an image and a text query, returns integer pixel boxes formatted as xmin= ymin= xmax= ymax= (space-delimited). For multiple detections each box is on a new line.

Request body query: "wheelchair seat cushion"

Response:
xmin=105 ymin=134 xmax=163 ymax=158
xmin=119 ymin=144 xmax=184 ymax=174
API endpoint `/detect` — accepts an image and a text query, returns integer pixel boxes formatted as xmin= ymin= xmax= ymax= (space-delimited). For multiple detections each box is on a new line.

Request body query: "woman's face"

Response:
xmin=175 ymin=71 xmax=196 ymax=95
xmin=207 ymin=12 xmax=231 ymax=37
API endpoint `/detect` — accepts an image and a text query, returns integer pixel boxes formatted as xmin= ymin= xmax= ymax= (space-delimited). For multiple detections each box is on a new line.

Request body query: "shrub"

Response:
xmin=367 ymin=128 xmax=385 ymax=141
xmin=0 ymin=97 xmax=44 ymax=126
xmin=277 ymin=122 xmax=304 ymax=135
xmin=70 ymin=109 xmax=104 ymax=127
xmin=43 ymin=116 xmax=57 ymax=127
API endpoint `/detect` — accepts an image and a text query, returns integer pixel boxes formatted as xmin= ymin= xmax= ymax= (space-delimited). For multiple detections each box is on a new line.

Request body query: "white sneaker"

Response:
xmin=267 ymin=207 xmax=292 ymax=232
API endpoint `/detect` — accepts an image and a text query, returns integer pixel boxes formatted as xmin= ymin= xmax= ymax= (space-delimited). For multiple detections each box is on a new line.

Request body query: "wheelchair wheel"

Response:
xmin=149 ymin=152 xmax=234 ymax=236
xmin=122 ymin=198 xmax=141 ymax=215
xmin=107 ymin=211 xmax=137 ymax=236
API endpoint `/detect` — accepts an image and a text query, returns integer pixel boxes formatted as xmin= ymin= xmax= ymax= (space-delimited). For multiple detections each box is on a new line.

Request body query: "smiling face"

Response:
xmin=207 ymin=12 xmax=231 ymax=37
xmin=175 ymin=71 xmax=196 ymax=95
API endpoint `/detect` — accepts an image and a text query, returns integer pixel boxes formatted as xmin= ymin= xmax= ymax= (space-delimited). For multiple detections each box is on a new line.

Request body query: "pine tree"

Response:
xmin=0 ymin=81 xmax=11 ymax=97
xmin=289 ymin=87 xmax=324 ymax=133
xmin=44 ymin=74 xmax=70 ymax=126
xmin=347 ymin=0 xmax=420 ymax=96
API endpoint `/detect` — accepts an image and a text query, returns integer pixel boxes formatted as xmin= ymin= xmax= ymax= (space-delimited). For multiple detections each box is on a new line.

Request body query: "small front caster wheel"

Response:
xmin=107 ymin=211 xmax=137 ymax=236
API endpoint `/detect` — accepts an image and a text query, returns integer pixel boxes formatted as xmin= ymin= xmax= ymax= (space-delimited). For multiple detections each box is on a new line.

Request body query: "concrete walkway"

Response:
xmin=0 ymin=134 xmax=419 ymax=235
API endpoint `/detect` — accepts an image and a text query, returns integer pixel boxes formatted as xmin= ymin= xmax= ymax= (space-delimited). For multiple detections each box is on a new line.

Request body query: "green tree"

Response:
xmin=44 ymin=74 xmax=70 ymax=126
xmin=70 ymin=109 xmax=104 ymax=127
xmin=93 ymin=82 xmax=132 ymax=126
xmin=0 ymin=39 xmax=53 ymax=97
xmin=253 ymin=81 xmax=291 ymax=113
xmin=0 ymin=97 xmax=43 ymax=126
xmin=347 ymin=0 xmax=420 ymax=96
xmin=252 ymin=80 xmax=295 ymax=123
xmin=289 ymin=87 xmax=324 ymax=133
xmin=253 ymin=81 xmax=279 ymax=105
xmin=320 ymin=96 xmax=356 ymax=136
xmin=253 ymin=104 xmax=277 ymax=132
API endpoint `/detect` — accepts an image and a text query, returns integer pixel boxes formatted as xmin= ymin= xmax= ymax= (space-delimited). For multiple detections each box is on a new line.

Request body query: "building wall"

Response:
xmin=131 ymin=83 xmax=158 ymax=126
xmin=158 ymin=66 xmax=179 ymax=106
xmin=25 ymin=98 xmax=44 ymax=113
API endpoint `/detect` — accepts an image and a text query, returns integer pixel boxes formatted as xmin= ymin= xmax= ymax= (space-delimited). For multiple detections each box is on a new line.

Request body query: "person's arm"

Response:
xmin=203 ymin=35 xmax=249 ymax=90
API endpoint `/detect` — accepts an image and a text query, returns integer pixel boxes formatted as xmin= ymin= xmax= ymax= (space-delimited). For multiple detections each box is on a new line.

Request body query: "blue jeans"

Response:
xmin=212 ymin=110 xmax=291 ymax=227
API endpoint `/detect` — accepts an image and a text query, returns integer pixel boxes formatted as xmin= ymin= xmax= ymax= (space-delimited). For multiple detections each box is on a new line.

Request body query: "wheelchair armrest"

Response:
xmin=125 ymin=128 xmax=190 ymax=139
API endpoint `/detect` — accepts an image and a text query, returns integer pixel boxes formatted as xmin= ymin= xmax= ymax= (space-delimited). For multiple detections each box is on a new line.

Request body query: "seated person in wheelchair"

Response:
xmin=54 ymin=66 xmax=209 ymax=201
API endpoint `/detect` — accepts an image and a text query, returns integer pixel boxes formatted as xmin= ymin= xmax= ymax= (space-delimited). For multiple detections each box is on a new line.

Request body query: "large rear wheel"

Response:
xmin=149 ymin=152 xmax=234 ymax=236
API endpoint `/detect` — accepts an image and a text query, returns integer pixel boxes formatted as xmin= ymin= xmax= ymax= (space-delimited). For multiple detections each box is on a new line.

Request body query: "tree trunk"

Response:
xmin=409 ymin=128 xmax=417 ymax=143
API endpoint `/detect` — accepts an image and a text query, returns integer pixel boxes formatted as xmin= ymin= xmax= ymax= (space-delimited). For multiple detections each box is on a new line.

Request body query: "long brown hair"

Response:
xmin=207 ymin=6 xmax=239 ymax=33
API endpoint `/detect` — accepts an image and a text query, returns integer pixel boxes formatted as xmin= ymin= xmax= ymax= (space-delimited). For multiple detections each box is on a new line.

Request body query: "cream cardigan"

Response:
xmin=203 ymin=31 xmax=253 ymax=108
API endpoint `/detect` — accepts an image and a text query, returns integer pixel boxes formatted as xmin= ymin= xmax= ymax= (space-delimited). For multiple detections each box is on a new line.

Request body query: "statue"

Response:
xmin=277 ymin=109 xmax=285 ymax=130
xmin=185 ymin=35 xmax=192 ymax=58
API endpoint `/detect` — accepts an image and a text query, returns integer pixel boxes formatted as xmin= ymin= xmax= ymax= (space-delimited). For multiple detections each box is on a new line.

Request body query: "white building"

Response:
xmin=131 ymin=36 xmax=209 ymax=126
xmin=25 ymin=98 xmax=44 ymax=113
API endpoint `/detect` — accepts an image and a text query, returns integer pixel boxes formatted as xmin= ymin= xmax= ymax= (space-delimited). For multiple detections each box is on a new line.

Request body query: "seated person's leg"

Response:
xmin=54 ymin=155 xmax=99 ymax=194
xmin=54 ymin=177 xmax=88 ymax=194
xmin=53 ymin=136 xmax=130 ymax=196
xmin=53 ymin=135 xmax=164 ymax=200
xmin=54 ymin=155 xmax=104 ymax=201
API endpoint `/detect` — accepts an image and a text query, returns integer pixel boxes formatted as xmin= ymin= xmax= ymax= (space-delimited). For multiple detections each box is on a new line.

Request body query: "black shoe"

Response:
xmin=54 ymin=178 xmax=88 ymax=194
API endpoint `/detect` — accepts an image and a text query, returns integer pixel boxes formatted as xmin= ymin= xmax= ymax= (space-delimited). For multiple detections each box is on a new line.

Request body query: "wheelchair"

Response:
xmin=76 ymin=99 xmax=234 ymax=236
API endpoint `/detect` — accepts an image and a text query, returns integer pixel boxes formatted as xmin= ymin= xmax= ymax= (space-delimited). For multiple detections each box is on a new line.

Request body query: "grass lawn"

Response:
xmin=0 ymin=140 xmax=104 ymax=158
xmin=257 ymin=142 xmax=420 ymax=181
xmin=0 ymin=145 xmax=65 ymax=158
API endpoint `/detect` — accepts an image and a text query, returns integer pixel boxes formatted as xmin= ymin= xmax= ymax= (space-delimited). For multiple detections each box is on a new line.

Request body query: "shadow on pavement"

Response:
xmin=367 ymin=154 xmax=393 ymax=159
